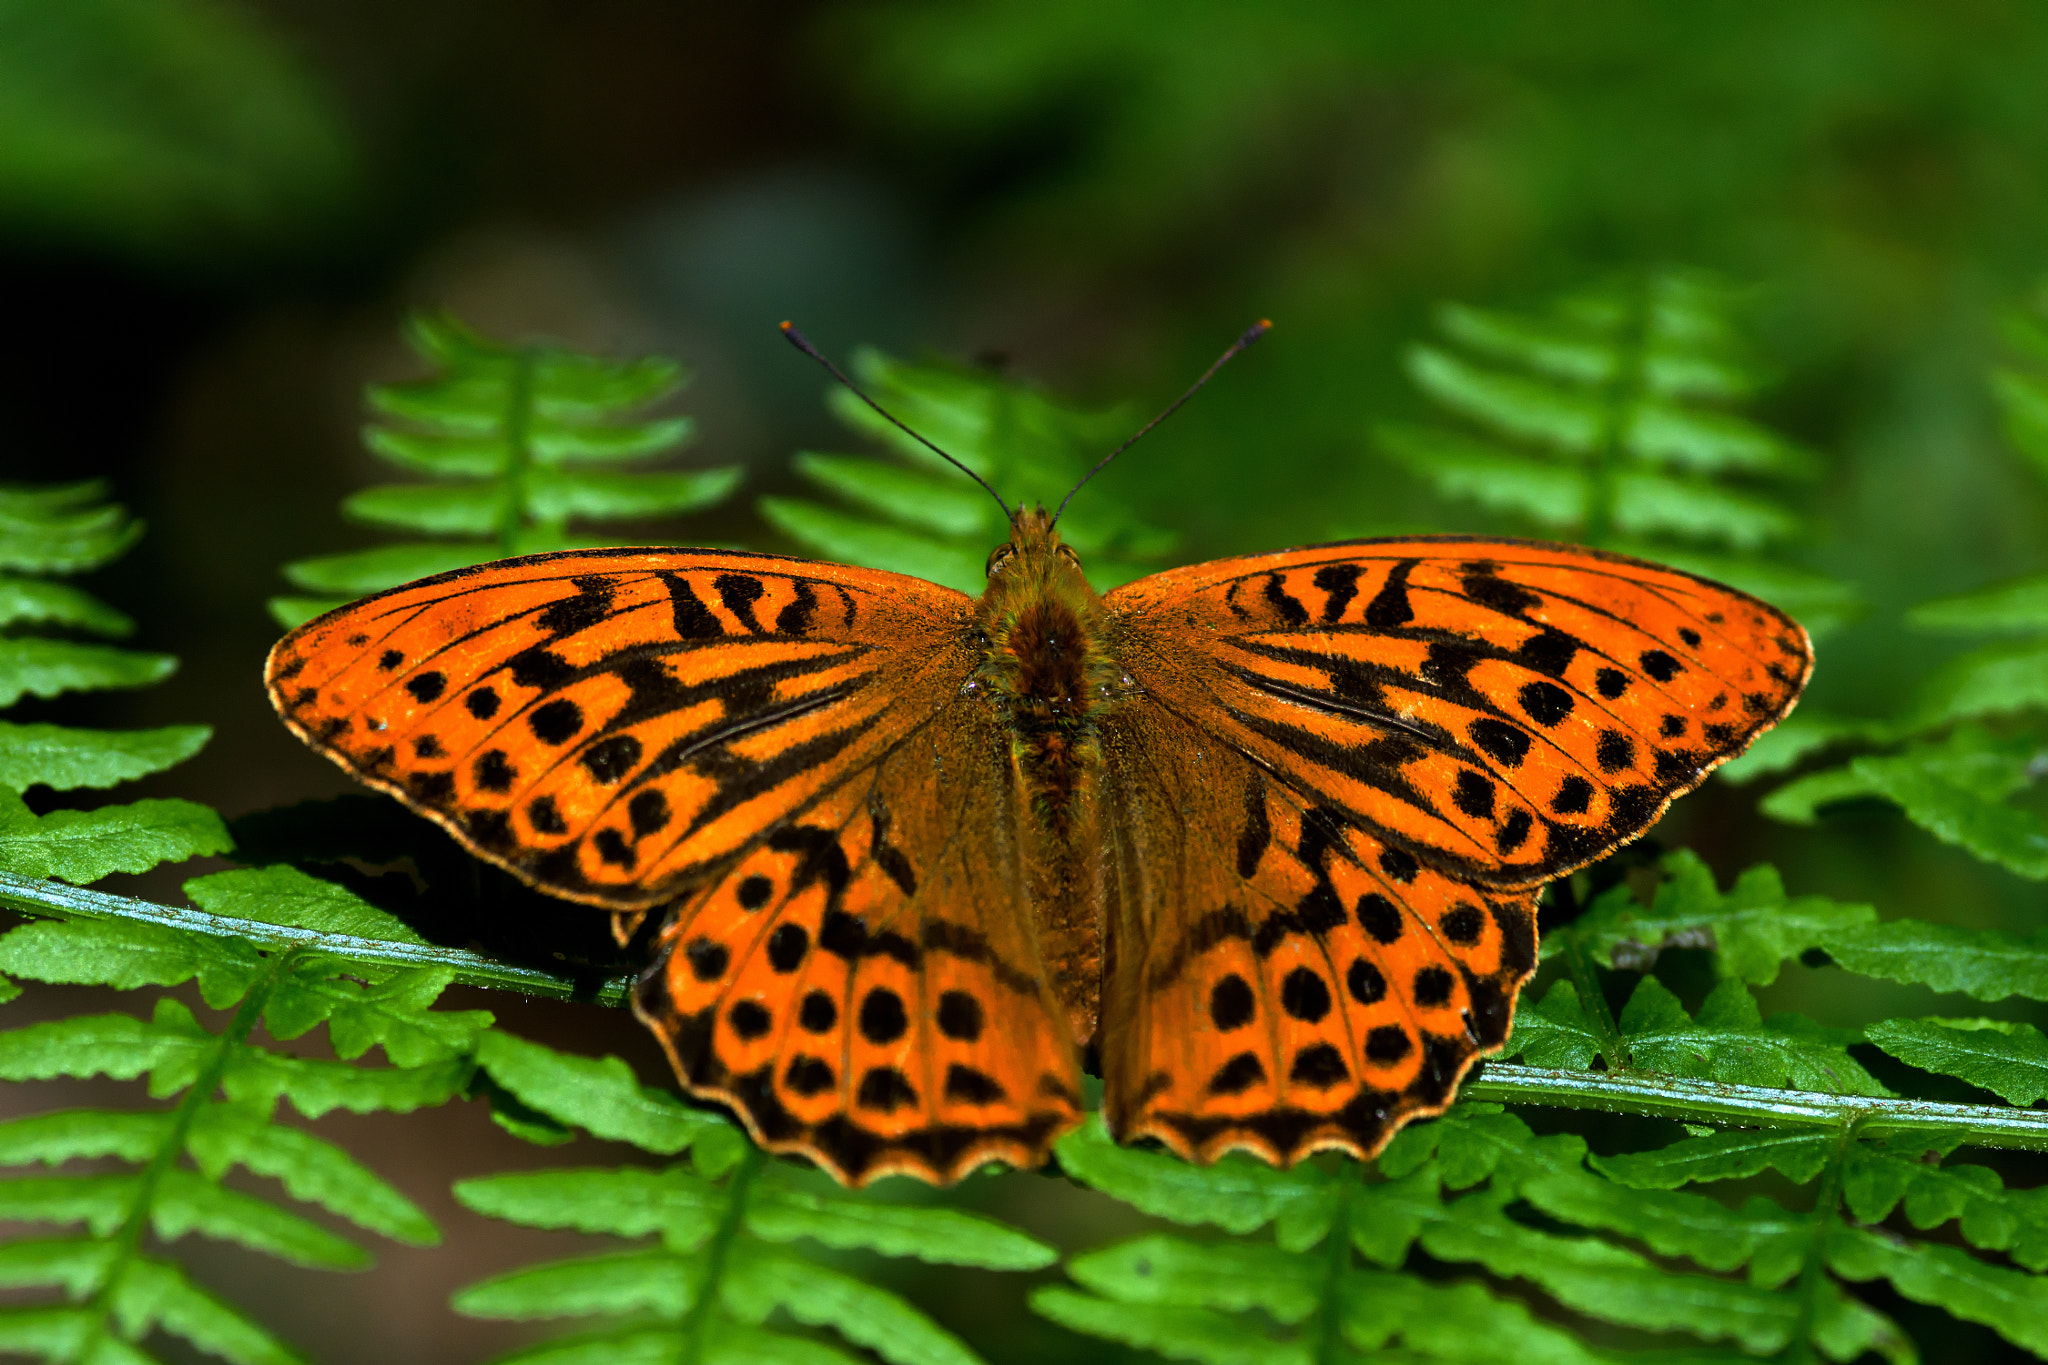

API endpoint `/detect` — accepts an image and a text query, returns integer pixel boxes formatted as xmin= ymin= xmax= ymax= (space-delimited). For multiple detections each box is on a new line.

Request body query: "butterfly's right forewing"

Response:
xmin=269 ymin=548 xmax=980 ymax=910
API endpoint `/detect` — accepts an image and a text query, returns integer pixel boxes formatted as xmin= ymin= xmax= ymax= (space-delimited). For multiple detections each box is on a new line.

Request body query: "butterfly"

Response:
xmin=266 ymin=328 xmax=1811 ymax=1186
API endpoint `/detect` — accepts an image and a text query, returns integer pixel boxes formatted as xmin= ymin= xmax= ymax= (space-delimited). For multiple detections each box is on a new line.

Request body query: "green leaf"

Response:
xmin=1906 ymin=638 xmax=2048 ymax=726
xmin=1519 ymin=1167 xmax=1807 ymax=1283
xmin=759 ymin=497 xmax=983 ymax=593
xmin=184 ymin=865 xmax=429 ymax=944
xmin=0 ymin=482 xmax=143 ymax=573
xmin=1435 ymin=301 xmax=1618 ymax=386
xmin=1419 ymin=1187 xmax=1798 ymax=1350
xmin=0 ymin=1109 xmax=170 ymax=1167
xmin=1820 ymin=919 xmax=2048 ymax=999
xmin=1052 ymin=1112 xmax=1330 ymax=1235
xmin=1716 ymin=710 xmax=1879 ymax=784
xmin=473 ymin=1031 xmax=717 ymax=1155
xmin=526 ymin=467 xmax=741 ymax=521
xmin=152 ymin=1168 xmax=370 ymax=1269
xmin=1340 ymin=1271 xmax=1615 ymax=1365
xmin=1840 ymin=1140 xmax=2048 ymax=1265
xmin=1766 ymin=727 xmax=2048 ymax=878
xmin=0 ymin=638 xmax=176 ymax=706
xmin=271 ymin=965 xmax=490 ymax=1065
xmin=1405 ymin=345 xmax=1604 ymax=452
xmin=1375 ymin=423 xmax=1588 ymax=528
xmin=1827 ymin=1224 xmax=2048 ymax=1354
xmin=0 ymin=790 xmax=231 ymax=881
xmin=722 ymin=1249 xmax=981 ymax=1365
xmin=0 ymin=577 xmax=133 ymax=635
xmin=281 ymin=541 xmax=497 ymax=594
xmin=0 ymin=1237 xmax=115 ymax=1297
xmin=224 ymin=1049 xmax=471 ymax=1118
xmin=1557 ymin=849 xmax=1875 ymax=984
xmin=1624 ymin=402 xmax=1811 ymax=476
xmin=745 ymin=1186 xmax=1056 ymax=1270
xmin=790 ymin=453 xmax=992 ymax=539
xmin=530 ymin=416 xmax=697 ymax=465
xmin=1500 ymin=981 xmax=1601 ymax=1069
xmin=454 ymin=1249 xmax=695 ymax=1321
xmin=0 ymin=919 xmax=261 ymax=1002
xmin=343 ymin=482 xmax=501 ymax=535
xmin=1611 ymin=469 xmax=1798 ymax=548
xmin=1592 ymin=1129 xmax=1834 ymax=1189
xmin=185 ymin=1103 xmax=439 ymax=1245
xmin=0 ymin=721 xmax=210 ymax=790
xmin=453 ymin=1167 xmax=724 ymax=1248
xmin=1908 ymin=571 xmax=2048 ymax=633
xmin=1619 ymin=977 xmax=1886 ymax=1095
xmin=1866 ymin=1018 xmax=2048 ymax=1104
xmin=0 ymin=1009 xmax=210 ymax=1085
xmin=0 ymin=1172 xmax=137 ymax=1235
xmin=115 ymin=1255 xmax=301 ymax=1365
xmin=1062 ymin=1234 xmax=1318 ymax=1320
xmin=1029 ymin=1287 xmax=1296 ymax=1365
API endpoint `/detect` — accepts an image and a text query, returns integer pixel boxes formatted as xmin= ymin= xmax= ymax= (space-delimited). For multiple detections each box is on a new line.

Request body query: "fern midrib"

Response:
xmin=678 ymin=1146 xmax=765 ymax=1365
xmin=1785 ymin=1118 xmax=1859 ymax=1364
xmin=70 ymin=947 xmax=302 ymax=1363
xmin=1311 ymin=1167 xmax=1357 ymax=1365
xmin=1583 ymin=272 xmax=1650 ymax=548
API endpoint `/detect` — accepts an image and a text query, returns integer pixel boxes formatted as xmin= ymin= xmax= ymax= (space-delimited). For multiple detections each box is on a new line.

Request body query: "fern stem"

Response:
xmin=678 ymin=1145 xmax=765 ymax=1365
xmin=1582 ymin=270 xmax=1650 ymax=548
xmin=1782 ymin=1118 xmax=1858 ymax=1365
xmin=498 ymin=346 xmax=537 ymax=554
xmin=0 ymin=871 xmax=637 ymax=1005
xmin=1311 ymin=1166 xmax=1357 ymax=1365
xmin=1462 ymin=1063 xmax=2048 ymax=1151
xmin=70 ymin=948 xmax=300 ymax=1363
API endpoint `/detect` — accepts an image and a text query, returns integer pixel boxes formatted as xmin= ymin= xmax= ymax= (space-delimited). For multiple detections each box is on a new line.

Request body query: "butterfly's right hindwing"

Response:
xmin=637 ymin=687 xmax=1085 ymax=1185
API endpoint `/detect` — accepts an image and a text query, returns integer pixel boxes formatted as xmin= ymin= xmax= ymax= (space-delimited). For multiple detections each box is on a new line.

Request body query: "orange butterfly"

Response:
xmin=267 ymin=325 xmax=1810 ymax=1185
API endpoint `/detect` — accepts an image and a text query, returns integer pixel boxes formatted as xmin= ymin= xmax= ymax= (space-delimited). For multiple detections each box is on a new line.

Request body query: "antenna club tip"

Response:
xmin=1255 ymin=318 xmax=1273 ymax=332
xmin=778 ymin=320 xmax=794 ymax=332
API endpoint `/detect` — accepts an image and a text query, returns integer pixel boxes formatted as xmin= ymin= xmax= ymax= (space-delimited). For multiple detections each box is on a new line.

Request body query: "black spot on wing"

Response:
xmin=1313 ymin=563 xmax=1364 ymax=623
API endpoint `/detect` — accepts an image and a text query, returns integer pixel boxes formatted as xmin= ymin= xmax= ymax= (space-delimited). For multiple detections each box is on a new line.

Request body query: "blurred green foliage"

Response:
xmin=0 ymin=0 xmax=352 ymax=265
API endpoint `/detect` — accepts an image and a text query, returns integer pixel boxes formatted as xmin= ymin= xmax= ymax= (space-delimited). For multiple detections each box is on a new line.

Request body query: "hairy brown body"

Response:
xmin=972 ymin=506 xmax=1129 ymax=1043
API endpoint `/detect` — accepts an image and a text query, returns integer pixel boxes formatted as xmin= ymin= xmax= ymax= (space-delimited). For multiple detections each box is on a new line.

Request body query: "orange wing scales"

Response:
xmin=269 ymin=550 xmax=972 ymax=911
xmin=268 ymin=532 xmax=1812 ymax=1184
xmin=1108 ymin=537 xmax=1811 ymax=891
xmin=636 ymin=704 xmax=1084 ymax=1185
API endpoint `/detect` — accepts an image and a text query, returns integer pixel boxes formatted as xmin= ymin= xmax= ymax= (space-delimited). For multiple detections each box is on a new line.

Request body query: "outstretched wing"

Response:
xmin=636 ymin=685 xmax=1085 ymax=1185
xmin=1097 ymin=536 xmax=1809 ymax=1163
xmin=268 ymin=548 xmax=978 ymax=911
xmin=268 ymin=548 xmax=1086 ymax=1183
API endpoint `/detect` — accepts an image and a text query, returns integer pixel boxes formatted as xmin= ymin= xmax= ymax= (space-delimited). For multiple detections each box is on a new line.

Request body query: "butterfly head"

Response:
xmin=985 ymin=503 xmax=1083 ymax=585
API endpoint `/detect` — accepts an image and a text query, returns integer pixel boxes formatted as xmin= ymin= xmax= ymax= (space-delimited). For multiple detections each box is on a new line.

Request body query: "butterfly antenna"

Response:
xmin=1052 ymin=318 xmax=1271 ymax=528
xmin=780 ymin=322 xmax=1011 ymax=520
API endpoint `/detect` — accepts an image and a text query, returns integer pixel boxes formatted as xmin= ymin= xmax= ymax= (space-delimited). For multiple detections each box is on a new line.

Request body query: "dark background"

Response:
xmin=3 ymin=3 xmax=2047 ymax=1361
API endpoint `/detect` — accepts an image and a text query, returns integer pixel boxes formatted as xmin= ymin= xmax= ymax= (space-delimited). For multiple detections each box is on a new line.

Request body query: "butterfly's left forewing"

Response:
xmin=1098 ymin=536 xmax=1809 ymax=1162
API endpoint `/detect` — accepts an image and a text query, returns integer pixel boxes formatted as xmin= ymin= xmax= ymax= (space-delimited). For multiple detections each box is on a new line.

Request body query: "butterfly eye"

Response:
xmin=985 ymin=545 xmax=1016 ymax=577
xmin=1056 ymin=544 xmax=1081 ymax=567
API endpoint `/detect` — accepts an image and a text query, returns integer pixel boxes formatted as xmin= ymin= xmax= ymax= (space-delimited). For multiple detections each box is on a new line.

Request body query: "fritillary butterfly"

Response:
xmin=266 ymin=337 xmax=1810 ymax=1186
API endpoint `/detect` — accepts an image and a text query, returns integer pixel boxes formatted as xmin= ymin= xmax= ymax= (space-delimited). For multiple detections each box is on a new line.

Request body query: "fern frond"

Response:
xmin=452 ymin=1031 xmax=1055 ymax=1365
xmin=1052 ymin=844 xmax=2048 ymax=1363
xmin=0 ymin=882 xmax=488 ymax=1364
xmin=271 ymin=313 xmax=740 ymax=627
xmin=762 ymin=350 xmax=1177 ymax=593
xmin=1378 ymin=270 xmax=1858 ymax=639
